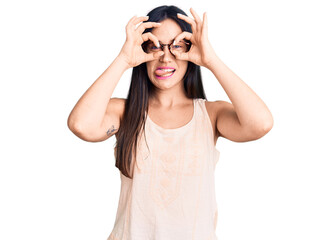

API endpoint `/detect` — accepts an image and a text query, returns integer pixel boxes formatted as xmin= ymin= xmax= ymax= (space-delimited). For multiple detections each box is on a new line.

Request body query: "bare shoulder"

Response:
xmin=203 ymin=100 xmax=225 ymax=142
xmin=203 ymin=99 xmax=230 ymax=118
xmin=205 ymin=99 xmax=233 ymax=113
xmin=204 ymin=100 xmax=233 ymax=140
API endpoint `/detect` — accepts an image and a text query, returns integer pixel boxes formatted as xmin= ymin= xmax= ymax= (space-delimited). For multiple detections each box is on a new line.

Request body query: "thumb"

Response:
xmin=172 ymin=50 xmax=188 ymax=61
xmin=145 ymin=51 xmax=164 ymax=62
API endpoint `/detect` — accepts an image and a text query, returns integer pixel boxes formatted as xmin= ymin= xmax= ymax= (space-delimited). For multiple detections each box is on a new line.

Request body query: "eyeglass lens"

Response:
xmin=145 ymin=40 xmax=189 ymax=53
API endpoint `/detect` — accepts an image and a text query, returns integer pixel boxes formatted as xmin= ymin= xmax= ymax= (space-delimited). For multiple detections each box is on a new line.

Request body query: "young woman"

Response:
xmin=67 ymin=5 xmax=273 ymax=240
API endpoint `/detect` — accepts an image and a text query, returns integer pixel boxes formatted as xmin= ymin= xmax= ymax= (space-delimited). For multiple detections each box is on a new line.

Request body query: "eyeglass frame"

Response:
xmin=143 ymin=39 xmax=191 ymax=54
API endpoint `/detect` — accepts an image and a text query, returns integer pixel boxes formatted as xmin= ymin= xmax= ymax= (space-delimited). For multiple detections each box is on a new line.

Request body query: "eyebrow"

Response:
xmin=158 ymin=39 xmax=175 ymax=44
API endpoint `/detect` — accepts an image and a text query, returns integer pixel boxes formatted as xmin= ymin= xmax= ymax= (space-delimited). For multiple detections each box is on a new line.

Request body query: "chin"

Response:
xmin=151 ymin=75 xmax=184 ymax=89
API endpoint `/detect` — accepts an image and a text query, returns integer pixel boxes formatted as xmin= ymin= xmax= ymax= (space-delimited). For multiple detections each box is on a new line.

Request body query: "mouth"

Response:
xmin=155 ymin=67 xmax=176 ymax=80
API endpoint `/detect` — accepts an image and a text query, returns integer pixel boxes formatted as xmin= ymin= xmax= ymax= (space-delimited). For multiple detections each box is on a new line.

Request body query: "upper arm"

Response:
xmin=98 ymin=97 xmax=125 ymax=141
xmin=74 ymin=97 xmax=125 ymax=142
xmin=214 ymin=100 xmax=265 ymax=142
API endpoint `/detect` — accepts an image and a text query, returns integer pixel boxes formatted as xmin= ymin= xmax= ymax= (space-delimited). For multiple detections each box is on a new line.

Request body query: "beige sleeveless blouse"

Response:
xmin=108 ymin=98 xmax=220 ymax=240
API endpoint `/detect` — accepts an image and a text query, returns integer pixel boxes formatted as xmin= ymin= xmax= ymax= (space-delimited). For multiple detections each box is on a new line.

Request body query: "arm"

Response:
xmin=67 ymin=56 xmax=129 ymax=141
xmin=175 ymin=8 xmax=273 ymax=142
xmin=207 ymin=56 xmax=274 ymax=142
xmin=67 ymin=15 xmax=163 ymax=142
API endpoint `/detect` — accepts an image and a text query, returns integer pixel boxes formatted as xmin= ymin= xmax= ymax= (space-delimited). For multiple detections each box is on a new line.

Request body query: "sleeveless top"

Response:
xmin=108 ymin=98 xmax=220 ymax=240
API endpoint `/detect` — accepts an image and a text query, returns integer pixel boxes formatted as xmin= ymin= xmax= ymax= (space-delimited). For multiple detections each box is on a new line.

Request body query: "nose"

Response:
xmin=160 ymin=45 xmax=174 ymax=62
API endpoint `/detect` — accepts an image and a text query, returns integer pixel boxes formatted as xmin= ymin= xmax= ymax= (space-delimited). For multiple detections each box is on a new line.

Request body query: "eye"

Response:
xmin=147 ymin=42 xmax=161 ymax=51
xmin=172 ymin=44 xmax=186 ymax=51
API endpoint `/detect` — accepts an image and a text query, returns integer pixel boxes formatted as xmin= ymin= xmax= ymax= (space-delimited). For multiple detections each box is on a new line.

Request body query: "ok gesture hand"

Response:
xmin=172 ymin=8 xmax=218 ymax=69
xmin=118 ymin=16 xmax=164 ymax=68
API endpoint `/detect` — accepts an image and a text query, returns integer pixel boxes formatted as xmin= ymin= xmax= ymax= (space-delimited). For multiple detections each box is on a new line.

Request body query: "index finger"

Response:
xmin=173 ymin=31 xmax=192 ymax=46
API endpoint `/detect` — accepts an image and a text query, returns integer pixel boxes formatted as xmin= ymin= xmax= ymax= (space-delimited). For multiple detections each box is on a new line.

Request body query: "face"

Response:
xmin=146 ymin=18 xmax=188 ymax=90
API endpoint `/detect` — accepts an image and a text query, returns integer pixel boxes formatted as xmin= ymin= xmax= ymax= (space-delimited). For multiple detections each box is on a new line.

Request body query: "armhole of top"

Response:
xmin=201 ymin=99 xmax=220 ymax=165
xmin=202 ymin=99 xmax=216 ymax=147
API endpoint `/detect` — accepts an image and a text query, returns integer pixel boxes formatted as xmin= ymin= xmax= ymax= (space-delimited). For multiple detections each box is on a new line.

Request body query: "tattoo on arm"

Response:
xmin=106 ymin=125 xmax=117 ymax=137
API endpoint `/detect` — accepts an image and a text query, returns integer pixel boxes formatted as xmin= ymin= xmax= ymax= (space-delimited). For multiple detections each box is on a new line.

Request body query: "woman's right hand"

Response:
xmin=118 ymin=16 xmax=164 ymax=69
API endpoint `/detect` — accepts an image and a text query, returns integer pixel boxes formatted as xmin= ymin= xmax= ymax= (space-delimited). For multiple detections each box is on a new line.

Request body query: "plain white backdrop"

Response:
xmin=1 ymin=0 xmax=326 ymax=239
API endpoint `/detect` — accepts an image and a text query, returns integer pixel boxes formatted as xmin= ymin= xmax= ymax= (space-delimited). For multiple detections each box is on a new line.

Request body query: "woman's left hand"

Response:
xmin=172 ymin=8 xmax=218 ymax=68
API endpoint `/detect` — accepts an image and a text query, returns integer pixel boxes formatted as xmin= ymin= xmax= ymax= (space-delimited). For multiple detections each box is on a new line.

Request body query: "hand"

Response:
xmin=118 ymin=16 xmax=164 ymax=68
xmin=172 ymin=8 xmax=218 ymax=68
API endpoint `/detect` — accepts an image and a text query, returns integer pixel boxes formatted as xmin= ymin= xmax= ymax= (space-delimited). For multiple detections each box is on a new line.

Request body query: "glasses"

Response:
xmin=144 ymin=40 xmax=191 ymax=54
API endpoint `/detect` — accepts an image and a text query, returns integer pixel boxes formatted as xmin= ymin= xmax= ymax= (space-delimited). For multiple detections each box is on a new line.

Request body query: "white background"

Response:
xmin=1 ymin=0 xmax=326 ymax=239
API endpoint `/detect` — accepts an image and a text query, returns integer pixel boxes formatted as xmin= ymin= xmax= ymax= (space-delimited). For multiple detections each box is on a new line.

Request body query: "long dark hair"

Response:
xmin=114 ymin=5 xmax=207 ymax=179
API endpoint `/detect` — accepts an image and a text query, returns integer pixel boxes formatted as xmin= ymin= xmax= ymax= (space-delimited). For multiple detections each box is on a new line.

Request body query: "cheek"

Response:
xmin=146 ymin=62 xmax=155 ymax=77
xmin=178 ymin=62 xmax=188 ymax=75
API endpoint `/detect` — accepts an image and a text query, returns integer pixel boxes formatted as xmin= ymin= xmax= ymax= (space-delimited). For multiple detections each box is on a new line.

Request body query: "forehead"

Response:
xmin=151 ymin=18 xmax=182 ymax=42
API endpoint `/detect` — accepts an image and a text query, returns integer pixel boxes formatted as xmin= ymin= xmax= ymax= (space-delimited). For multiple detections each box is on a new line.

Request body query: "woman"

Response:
xmin=67 ymin=5 xmax=273 ymax=240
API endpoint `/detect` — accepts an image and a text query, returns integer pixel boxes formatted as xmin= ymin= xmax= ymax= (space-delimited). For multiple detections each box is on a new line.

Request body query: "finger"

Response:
xmin=137 ymin=22 xmax=161 ymax=34
xmin=190 ymin=8 xmax=202 ymax=24
xmin=171 ymin=50 xmax=189 ymax=61
xmin=203 ymin=12 xmax=208 ymax=36
xmin=177 ymin=13 xmax=197 ymax=33
xmin=126 ymin=16 xmax=147 ymax=33
xmin=142 ymin=32 xmax=160 ymax=47
xmin=190 ymin=8 xmax=203 ymax=32
xmin=174 ymin=31 xmax=193 ymax=45
xmin=132 ymin=16 xmax=150 ymax=27
xmin=126 ymin=15 xmax=137 ymax=30
xmin=127 ymin=15 xmax=137 ymax=25
xmin=145 ymin=51 xmax=164 ymax=62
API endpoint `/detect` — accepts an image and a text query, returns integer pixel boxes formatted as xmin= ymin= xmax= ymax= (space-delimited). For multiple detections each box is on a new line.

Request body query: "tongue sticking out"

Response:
xmin=155 ymin=69 xmax=176 ymax=76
